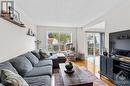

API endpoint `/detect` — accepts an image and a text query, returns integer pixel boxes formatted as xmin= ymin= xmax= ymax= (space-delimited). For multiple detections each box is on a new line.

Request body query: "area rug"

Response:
xmin=53 ymin=68 xmax=106 ymax=86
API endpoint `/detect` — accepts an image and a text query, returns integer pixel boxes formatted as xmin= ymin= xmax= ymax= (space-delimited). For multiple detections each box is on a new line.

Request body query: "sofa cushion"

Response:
xmin=24 ymin=75 xmax=51 ymax=86
xmin=24 ymin=66 xmax=52 ymax=77
xmin=31 ymin=50 xmax=41 ymax=59
xmin=1 ymin=69 xmax=29 ymax=86
xmin=34 ymin=60 xmax=52 ymax=67
xmin=24 ymin=52 xmax=39 ymax=66
xmin=10 ymin=55 xmax=33 ymax=76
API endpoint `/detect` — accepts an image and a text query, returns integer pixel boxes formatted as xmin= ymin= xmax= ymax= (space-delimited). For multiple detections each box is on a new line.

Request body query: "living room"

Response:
xmin=0 ymin=0 xmax=130 ymax=86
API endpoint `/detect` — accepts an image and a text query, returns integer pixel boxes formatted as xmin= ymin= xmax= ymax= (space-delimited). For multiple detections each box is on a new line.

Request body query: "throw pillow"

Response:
xmin=10 ymin=56 xmax=33 ymax=76
xmin=39 ymin=51 xmax=49 ymax=59
xmin=1 ymin=69 xmax=29 ymax=86
xmin=39 ymin=49 xmax=50 ymax=56
xmin=31 ymin=50 xmax=41 ymax=59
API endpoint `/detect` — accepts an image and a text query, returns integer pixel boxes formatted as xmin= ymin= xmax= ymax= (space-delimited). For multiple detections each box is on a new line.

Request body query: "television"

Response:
xmin=109 ymin=30 xmax=130 ymax=57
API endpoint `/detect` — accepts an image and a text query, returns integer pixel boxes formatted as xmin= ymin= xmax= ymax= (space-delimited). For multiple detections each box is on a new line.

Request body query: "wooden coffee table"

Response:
xmin=59 ymin=63 xmax=93 ymax=86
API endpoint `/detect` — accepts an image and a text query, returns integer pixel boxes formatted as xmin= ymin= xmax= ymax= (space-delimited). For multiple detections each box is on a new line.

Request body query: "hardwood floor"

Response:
xmin=73 ymin=60 xmax=115 ymax=86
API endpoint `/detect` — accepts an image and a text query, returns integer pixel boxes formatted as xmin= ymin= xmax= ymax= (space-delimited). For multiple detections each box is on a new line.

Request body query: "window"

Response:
xmin=47 ymin=32 xmax=72 ymax=52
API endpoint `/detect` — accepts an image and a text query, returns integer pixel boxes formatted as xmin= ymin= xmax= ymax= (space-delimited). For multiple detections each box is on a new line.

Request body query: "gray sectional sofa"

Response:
xmin=0 ymin=50 xmax=53 ymax=86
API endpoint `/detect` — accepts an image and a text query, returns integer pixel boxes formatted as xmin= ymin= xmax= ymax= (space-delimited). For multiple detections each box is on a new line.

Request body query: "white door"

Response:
xmin=87 ymin=33 xmax=100 ymax=57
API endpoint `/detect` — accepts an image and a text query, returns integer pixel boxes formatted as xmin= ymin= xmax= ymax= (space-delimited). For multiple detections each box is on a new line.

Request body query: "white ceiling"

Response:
xmin=16 ymin=0 xmax=124 ymax=27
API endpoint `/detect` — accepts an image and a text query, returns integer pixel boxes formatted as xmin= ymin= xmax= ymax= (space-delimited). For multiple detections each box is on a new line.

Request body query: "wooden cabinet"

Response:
xmin=100 ymin=55 xmax=114 ymax=80
xmin=106 ymin=57 xmax=113 ymax=80
xmin=100 ymin=55 xmax=107 ymax=76
xmin=100 ymin=55 xmax=130 ymax=85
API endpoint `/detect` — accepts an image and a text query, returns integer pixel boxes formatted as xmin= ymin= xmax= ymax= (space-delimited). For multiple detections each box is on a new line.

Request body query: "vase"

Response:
xmin=103 ymin=52 xmax=108 ymax=56
xmin=65 ymin=62 xmax=73 ymax=71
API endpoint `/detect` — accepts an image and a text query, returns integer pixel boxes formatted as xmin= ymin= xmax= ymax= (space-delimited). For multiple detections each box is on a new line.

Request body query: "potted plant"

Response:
xmin=71 ymin=46 xmax=75 ymax=52
xmin=65 ymin=62 xmax=73 ymax=71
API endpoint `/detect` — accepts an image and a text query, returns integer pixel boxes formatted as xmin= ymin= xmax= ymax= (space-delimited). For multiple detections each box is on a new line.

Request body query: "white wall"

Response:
xmin=0 ymin=2 xmax=36 ymax=62
xmin=76 ymin=28 xmax=86 ymax=53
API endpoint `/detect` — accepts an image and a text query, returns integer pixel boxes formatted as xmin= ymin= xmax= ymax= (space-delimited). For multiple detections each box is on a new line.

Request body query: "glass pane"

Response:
xmin=88 ymin=33 xmax=94 ymax=56
xmin=3 ymin=3 xmax=7 ymax=12
xmin=59 ymin=33 xmax=71 ymax=51
xmin=95 ymin=33 xmax=100 ymax=56
xmin=48 ymin=32 xmax=60 ymax=52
